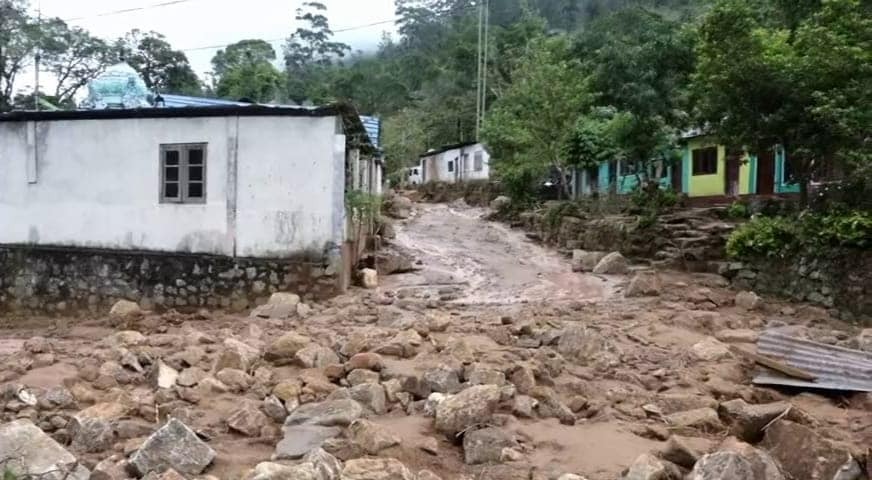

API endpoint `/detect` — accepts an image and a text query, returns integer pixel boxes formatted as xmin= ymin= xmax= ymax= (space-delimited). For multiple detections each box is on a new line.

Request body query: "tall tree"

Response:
xmin=211 ymin=39 xmax=277 ymax=79
xmin=0 ymin=0 xmax=38 ymax=111
xmin=116 ymin=30 xmax=201 ymax=95
xmin=284 ymin=1 xmax=350 ymax=103
xmin=41 ymin=21 xmax=113 ymax=104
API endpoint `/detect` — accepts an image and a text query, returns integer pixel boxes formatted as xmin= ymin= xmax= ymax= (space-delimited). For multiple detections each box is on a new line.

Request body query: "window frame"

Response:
xmin=447 ymin=159 xmax=455 ymax=173
xmin=691 ymin=146 xmax=718 ymax=176
xmin=473 ymin=151 xmax=484 ymax=171
xmin=160 ymin=143 xmax=207 ymax=204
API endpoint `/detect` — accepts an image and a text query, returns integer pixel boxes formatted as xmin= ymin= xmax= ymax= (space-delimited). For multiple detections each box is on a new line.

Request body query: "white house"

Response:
xmin=419 ymin=141 xmax=490 ymax=184
xmin=406 ymin=164 xmax=423 ymax=185
xmin=0 ymin=104 xmax=373 ymax=311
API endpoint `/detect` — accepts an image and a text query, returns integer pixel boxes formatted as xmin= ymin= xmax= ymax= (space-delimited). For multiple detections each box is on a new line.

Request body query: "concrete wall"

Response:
xmin=458 ymin=144 xmax=490 ymax=181
xmin=0 ymin=115 xmax=345 ymax=258
xmin=420 ymin=143 xmax=490 ymax=184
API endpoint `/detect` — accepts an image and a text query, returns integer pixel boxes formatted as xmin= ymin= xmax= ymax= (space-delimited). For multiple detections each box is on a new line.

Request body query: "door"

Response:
xmin=671 ymin=163 xmax=682 ymax=192
xmin=725 ymin=152 xmax=741 ymax=197
xmin=756 ymin=150 xmax=775 ymax=195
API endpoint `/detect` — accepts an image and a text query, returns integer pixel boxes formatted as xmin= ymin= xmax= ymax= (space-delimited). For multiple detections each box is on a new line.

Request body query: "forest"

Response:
xmin=0 ymin=0 xmax=869 ymax=202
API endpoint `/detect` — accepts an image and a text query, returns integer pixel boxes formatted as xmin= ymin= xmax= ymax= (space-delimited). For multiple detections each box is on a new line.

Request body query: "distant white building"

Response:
xmin=419 ymin=141 xmax=490 ymax=184
xmin=406 ymin=164 xmax=423 ymax=185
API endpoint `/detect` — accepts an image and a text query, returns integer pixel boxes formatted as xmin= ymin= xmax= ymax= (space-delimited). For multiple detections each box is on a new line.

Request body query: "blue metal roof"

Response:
xmin=160 ymin=94 xmax=380 ymax=149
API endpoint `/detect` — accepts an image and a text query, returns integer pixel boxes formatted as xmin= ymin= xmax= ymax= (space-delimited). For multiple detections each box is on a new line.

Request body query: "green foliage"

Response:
xmin=116 ymin=30 xmax=202 ymax=95
xmin=727 ymin=201 xmax=750 ymax=219
xmin=727 ymin=211 xmax=872 ymax=259
xmin=215 ymin=55 xmax=284 ymax=103
xmin=345 ymin=190 xmax=382 ymax=224
xmin=3 ymin=468 xmax=16 ymax=480
xmin=284 ymin=2 xmax=350 ymax=103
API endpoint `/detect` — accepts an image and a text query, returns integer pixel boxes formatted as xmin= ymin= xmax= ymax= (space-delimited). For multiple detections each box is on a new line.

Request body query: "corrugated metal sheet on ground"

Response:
xmin=753 ymin=330 xmax=872 ymax=392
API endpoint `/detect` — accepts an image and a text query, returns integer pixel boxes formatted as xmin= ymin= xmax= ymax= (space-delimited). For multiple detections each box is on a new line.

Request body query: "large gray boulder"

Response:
xmin=214 ymin=338 xmax=260 ymax=372
xmin=129 ymin=418 xmax=216 ymax=476
xmin=571 ymin=250 xmax=607 ymax=273
xmin=463 ymin=427 xmax=518 ymax=465
xmin=348 ymin=419 xmax=400 ymax=455
xmin=434 ymin=385 xmax=501 ymax=438
xmin=0 ymin=420 xmax=90 ymax=480
xmin=690 ymin=452 xmax=756 ymax=480
xmin=274 ymin=425 xmax=342 ymax=460
xmin=251 ymin=292 xmax=301 ymax=320
xmin=387 ymin=195 xmax=413 ymax=219
xmin=592 ymin=252 xmax=629 ymax=274
xmin=285 ymin=399 xmax=364 ymax=427
xmin=68 ymin=401 xmax=129 ymax=453
xmin=265 ymin=332 xmax=312 ymax=365
xmin=761 ymin=420 xmax=862 ymax=480
xmin=303 ymin=448 xmax=342 ymax=480
xmin=625 ymin=272 xmax=661 ymax=297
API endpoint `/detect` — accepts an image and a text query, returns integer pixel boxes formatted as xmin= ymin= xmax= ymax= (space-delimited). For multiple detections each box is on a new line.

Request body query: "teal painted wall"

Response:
xmin=681 ymin=148 xmax=690 ymax=193
xmin=748 ymin=154 xmax=758 ymax=195
xmin=774 ymin=146 xmax=799 ymax=193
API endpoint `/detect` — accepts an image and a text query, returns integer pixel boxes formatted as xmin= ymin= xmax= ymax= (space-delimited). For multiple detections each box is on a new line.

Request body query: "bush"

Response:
xmin=727 ymin=201 xmax=750 ymax=219
xmin=727 ymin=210 xmax=872 ymax=259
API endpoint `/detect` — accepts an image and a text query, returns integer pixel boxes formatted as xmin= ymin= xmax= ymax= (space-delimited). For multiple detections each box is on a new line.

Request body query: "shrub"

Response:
xmin=727 ymin=201 xmax=750 ymax=219
xmin=726 ymin=216 xmax=797 ymax=259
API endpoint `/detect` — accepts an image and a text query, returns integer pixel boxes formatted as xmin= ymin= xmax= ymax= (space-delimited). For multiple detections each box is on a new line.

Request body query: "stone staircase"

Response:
xmin=648 ymin=207 xmax=739 ymax=272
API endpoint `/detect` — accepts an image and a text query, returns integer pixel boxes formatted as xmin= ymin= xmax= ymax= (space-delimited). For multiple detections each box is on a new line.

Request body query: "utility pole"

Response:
xmin=474 ymin=0 xmax=484 ymax=140
xmin=34 ymin=0 xmax=41 ymax=111
xmin=481 ymin=0 xmax=489 ymax=130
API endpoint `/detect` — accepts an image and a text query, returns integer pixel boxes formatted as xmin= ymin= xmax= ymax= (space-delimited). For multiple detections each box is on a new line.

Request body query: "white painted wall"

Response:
xmin=0 ymin=114 xmax=345 ymax=258
xmin=458 ymin=143 xmax=490 ymax=181
xmin=420 ymin=143 xmax=490 ymax=184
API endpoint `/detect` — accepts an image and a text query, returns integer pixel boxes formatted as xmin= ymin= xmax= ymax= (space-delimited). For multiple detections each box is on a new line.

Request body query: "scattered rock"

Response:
xmin=215 ymin=368 xmax=254 ymax=392
xmin=113 ymin=330 xmax=146 ymax=347
xmin=68 ymin=401 xmax=129 ymax=453
xmin=227 ymin=402 xmax=270 ymax=437
xmin=621 ymin=453 xmax=680 ymax=480
xmin=735 ymin=291 xmax=761 ymax=311
xmin=512 ymin=395 xmax=537 ymax=418
xmin=532 ymin=387 xmax=575 ymax=425
xmin=761 ymin=419 xmax=862 ymax=480
xmin=150 ymin=360 xmax=179 ymax=389
xmin=247 ymin=462 xmax=318 ymax=480
xmin=689 ymin=451 xmax=755 ymax=480
xmin=341 ymin=458 xmax=414 ymax=480
xmin=347 ymin=369 xmax=380 ymax=386
xmin=665 ymin=408 xmax=722 ymax=432
xmin=718 ymin=399 xmax=790 ymax=442
xmin=304 ymin=447 xmax=343 ymax=480
xmin=265 ymin=333 xmax=312 ymax=365
xmin=714 ymin=329 xmax=759 ymax=344
xmin=361 ymin=268 xmax=379 ymax=289
xmin=177 ymin=367 xmax=207 ymax=387
xmin=417 ymin=470 xmax=442 ymax=480
xmin=375 ymin=329 xmax=422 ymax=358
xmin=214 ymin=338 xmax=260 ymax=372
xmin=571 ymin=250 xmax=608 ymax=273
xmin=420 ymin=436 xmax=439 ymax=455
xmin=435 ymin=385 xmax=501 ymax=438
xmin=347 ymin=352 xmax=385 ymax=371
xmin=285 ymin=399 xmax=364 ymax=427
xmin=262 ymin=395 xmax=288 ymax=422
xmin=490 ymin=195 xmax=510 ymax=211
xmin=274 ymin=425 xmax=342 ymax=460
xmin=660 ymin=436 xmax=709 ymax=469
xmin=348 ymin=419 xmax=401 ymax=454
xmin=129 ymin=418 xmax=216 ymax=476
xmin=296 ymin=344 xmax=341 ymax=369
xmin=592 ymin=252 xmax=629 ymax=275
xmin=691 ymin=337 xmax=731 ymax=361
xmin=424 ymin=366 xmax=462 ymax=394
xmin=625 ymin=272 xmax=661 ymax=297
xmin=349 ymin=383 xmax=387 ymax=415
xmin=23 ymin=336 xmax=51 ymax=353
xmin=91 ymin=455 xmax=131 ymax=480
xmin=463 ymin=427 xmax=518 ymax=465
xmin=386 ymin=195 xmax=413 ymax=220
xmin=273 ymin=380 xmax=303 ymax=403
xmin=466 ymin=365 xmax=506 ymax=386
xmin=251 ymin=292 xmax=301 ymax=319
xmin=718 ymin=437 xmax=786 ymax=480
xmin=110 ymin=300 xmax=142 ymax=317
xmin=509 ymin=366 xmax=536 ymax=395
xmin=0 ymin=419 xmax=90 ymax=480
xmin=557 ymin=326 xmax=606 ymax=363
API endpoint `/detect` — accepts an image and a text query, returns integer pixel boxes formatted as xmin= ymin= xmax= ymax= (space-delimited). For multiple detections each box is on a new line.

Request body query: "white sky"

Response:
xmin=23 ymin=0 xmax=398 ymax=91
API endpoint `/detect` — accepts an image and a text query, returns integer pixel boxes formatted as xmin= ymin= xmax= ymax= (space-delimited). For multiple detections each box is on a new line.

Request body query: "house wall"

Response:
xmin=0 ymin=115 xmax=344 ymax=258
xmin=421 ymin=149 xmax=458 ymax=184
xmin=774 ymin=147 xmax=799 ymax=193
xmin=684 ymin=137 xmax=726 ymax=197
xmin=458 ymin=144 xmax=490 ymax=181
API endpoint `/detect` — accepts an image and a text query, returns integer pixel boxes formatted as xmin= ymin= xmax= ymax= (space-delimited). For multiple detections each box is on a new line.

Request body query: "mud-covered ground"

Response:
xmin=0 ymin=200 xmax=870 ymax=480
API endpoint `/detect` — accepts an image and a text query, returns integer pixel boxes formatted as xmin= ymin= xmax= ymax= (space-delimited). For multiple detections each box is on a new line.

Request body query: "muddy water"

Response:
xmin=387 ymin=203 xmax=615 ymax=305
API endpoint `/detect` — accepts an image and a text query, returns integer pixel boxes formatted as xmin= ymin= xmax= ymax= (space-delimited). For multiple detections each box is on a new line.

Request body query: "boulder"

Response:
xmin=417 ymin=471 xmax=443 ymax=480
xmin=215 ymin=368 xmax=254 ymax=392
xmin=349 ymin=383 xmax=387 ymax=415
xmin=68 ymin=401 xmax=129 ymax=453
xmin=691 ymin=337 xmax=731 ymax=361
xmin=296 ymin=344 xmax=341 ymax=369
xmin=347 ymin=369 xmax=381 ymax=386
xmin=424 ymin=366 xmax=462 ymax=394
xmin=273 ymin=380 xmax=303 ymax=403
xmin=304 ymin=448 xmax=342 ymax=480
xmin=592 ymin=252 xmax=629 ymax=275
xmin=251 ymin=292 xmax=301 ymax=319
xmin=348 ymin=419 xmax=401 ymax=454
xmin=129 ymin=418 xmax=216 ymax=476
xmin=718 ymin=399 xmax=790 ymax=442
xmin=571 ymin=250 xmax=608 ymax=273
xmin=718 ymin=437 xmax=786 ymax=480
xmin=512 ymin=395 xmax=538 ymax=418
xmin=621 ymin=453 xmax=680 ymax=480
xmin=690 ymin=452 xmax=756 ymax=480
xmin=435 ymin=385 xmax=501 ymax=438
xmin=91 ymin=455 xmax=131 ymax=480
xmin=557 ymin=326 xmax=606 ymax=363
xmin=247 ymin=462 xmax=318 ymax=480
xmin=387 ymin=195 xmax=413 ymax=220
xmin=110 ymin=300 xmax=142 ymax=317
xmin=113 ymin=330 xmax=146 ymax=347
xmin=150 ymin=360 xmax=179 ymax=389
xmin=660 ymin=436 xmax=709 ymax=469
xmin=467 ymin=365 xmax=506 ymax=386
xmin=490 ymin=195 xmax=511 ymax=211
xmin=285 ymin=399 xmax=364 ymax=427
xmin=761 ymin=419 xmax=862 ymax=480
xmin=341 ymin=458 xmax=414 ymax=480
xmin=625 ymin=272 xmax=661 ymax=297
xmin=361 ymin=269 xmax=379 ymax=289
xmin=227 ymin=402 xmax=270 ymax=437
xmin=375 ymin=329 xmax=423 ymax=358
xmin=23 ymin=336 xmax=51 ymax=353
xmin=532 ymin=387 xmax=575 ymax=425
xmin=374 ymin=251 xmax=415 ymax=276
xmin=346 ymin=352 xmax=384 ymax=372
xmin=735 ymin=291 xmax=761 ymax=311
xmin=177 ymin=367 xmax=207 ymax=387
xmin=715 ymin=329 xmax=759 ymax=344
xmin=265 ymin=332 xmax=312 ymax=364
xmin=463 ymin=427 xmax=518 ymax=465
xmin=274 ymin=425 xmax=343 ymax=460
xmin=665 ymin=408 xmax=722 ymax=432
xmin=0 ymin=419 xmax=90 ymax=480
xmin=509 ymin=366 xmax=536 ymax=395
xmin=214 ymin=338 xmax=260 ymax=372
xmin=262 ymin=395 xmax=288 ymax=422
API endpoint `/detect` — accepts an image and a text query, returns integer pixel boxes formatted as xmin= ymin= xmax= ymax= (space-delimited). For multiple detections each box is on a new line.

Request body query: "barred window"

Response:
xmin=160 ymin=144 xmax=207 ymax=203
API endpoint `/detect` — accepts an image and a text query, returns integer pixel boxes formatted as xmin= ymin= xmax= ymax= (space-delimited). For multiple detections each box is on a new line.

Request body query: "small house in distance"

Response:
xmin=419 ymin=141 xmax=490 ymax=184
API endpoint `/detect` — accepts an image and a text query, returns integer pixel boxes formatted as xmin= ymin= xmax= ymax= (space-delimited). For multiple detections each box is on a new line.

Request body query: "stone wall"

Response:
xmin=0 ymin=245 xmax=340 ymax=315
xmin=727 ymin=251 xmax=872 ymax=319
xmin=417 ymin=180 xmax=501 ymax=207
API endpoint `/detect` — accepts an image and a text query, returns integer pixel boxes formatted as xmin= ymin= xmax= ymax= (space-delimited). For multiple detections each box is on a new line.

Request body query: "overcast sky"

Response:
xmin=29 ymin=0 xmax=398 ymax=82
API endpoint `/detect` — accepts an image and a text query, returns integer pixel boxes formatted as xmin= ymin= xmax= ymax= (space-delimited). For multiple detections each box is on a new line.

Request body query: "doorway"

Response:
xmin=725 ymin=151 xmax=741 ymax=197
xmin=756 ymin=150 xmax=775 ymax=195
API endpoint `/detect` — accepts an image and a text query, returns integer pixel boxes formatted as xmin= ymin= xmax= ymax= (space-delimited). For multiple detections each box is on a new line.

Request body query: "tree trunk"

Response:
xmin=799 ymin=176 xmax=809 ymax=209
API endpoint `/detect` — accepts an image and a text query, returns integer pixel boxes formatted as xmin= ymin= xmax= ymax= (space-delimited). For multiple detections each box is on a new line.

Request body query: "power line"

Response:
xmin=63 ymin=0 xmax=198 ymax=22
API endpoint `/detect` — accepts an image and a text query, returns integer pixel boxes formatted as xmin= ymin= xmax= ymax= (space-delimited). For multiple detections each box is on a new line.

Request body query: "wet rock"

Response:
xmin=177 ymin=367 xmax=207 ymax=387
xmin=215 ymin=368 xmax=254 ymax=392
xmin=625 ymin=272 xmax=661 ymax=297
xmin=735 ymin=291 xmax=761 ymax=311
xmin=718 ymin=399 xmax=790 ymax=442
xmin=247 ymin=462 xmax=318 ymax=480
xmin=691 ymin=337 xmax=731 ymax=361
xmin=274 ymin=425 xmax=342 ymax=460
xmin=113 ymin=330 xmax=147 ymax=347
xmin=227 ymin=401 xmax=270 ymax=437
xmin=665 ymin=408 xmax=722 ymax=432
xmin=150 ymin=360 xmax=179 ymax=389
xmin=265 ymin=332 xmax=312 ymax=365
xmin=347 ymin=352 xmax=385 ymax=372
xmin=557 ymin=326 xmax=606 ymax=363
xmin=347 ymin=369 xmax=380 ymax=386
xmin=386 ymin=195 xmax=413 ymax=220
xmin=571 ymin=250 xmax=607 ymax=273
xmin=296 ymin=345 xmax=341 ymax=369
xmin=341 ymin=458 xmax=414 ymax=480
xmin=250 ymin=292 xmax=301 ymax=320
xmin=23 ymin=336 xmax=51 ymax=353
xmin=349 ymin=383 xmax=387 ymax=414
xmin=285 ymin=399 xmax=364 ymax=427
xmin=463 ymin=427 xmax=518 ymax=465
xmin=435 ymin=385 xmax=501 ymax=438
xmin=621 ymin=453 xmax=681 ymax=480
xmin=129 ymin=418 xmax=216 ymax=476
xmin=0 ymin=419 xmax=90 ymax=480
xmin=69 ymin=401 xmax=129 ymax=453
xmin=761 ymin=419 xmax=862 ymax=480
xmin=110 ymin=300 xmax=142 ymax=317
xmin=512 ymin=395 xmax=538 ymax=418
xmin=689 ymin=451 xmax=755 ymax=480
xmin=592 ymin=252 xmax=629 ymax=275
xmin=361 ymin=268 xmax=379 ymax=289
xmin=509 ymin=366 xmax=536 ymax=395
xmin=348 ymin=419 xmax=401 ymax=454
xmin=214 ymin=338 xmax=260 ymax=372
xmin=424 ymin=366 xmax=462 ymax=394
xmin=375 ymin=329 xmax=423 ymax=358
xmin=262 ymin=395 xmax=288 ymax=422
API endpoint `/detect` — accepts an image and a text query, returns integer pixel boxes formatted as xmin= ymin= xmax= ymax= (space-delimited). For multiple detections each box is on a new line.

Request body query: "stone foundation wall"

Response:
xmin=0 ymin=245 xmax=340 ymax=315
xmin=728 ymin=252 xmax=872 ymax=319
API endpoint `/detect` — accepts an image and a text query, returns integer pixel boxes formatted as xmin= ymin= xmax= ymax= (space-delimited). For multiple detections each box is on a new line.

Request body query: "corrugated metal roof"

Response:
xmin=753 ymin=330 xmax=872 ymax=392
xmin=360 ymin=115 xmax=381 ymax=149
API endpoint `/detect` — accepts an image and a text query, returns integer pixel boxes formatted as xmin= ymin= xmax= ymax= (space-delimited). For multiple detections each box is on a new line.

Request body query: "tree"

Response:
xmin=0 ymin=0 xmax=38 ymax=111
xmin=216 ymin=61 xmax=284 ymax=103
xmin=41 ymin=22 xmax=113 ymax=104
xmin=284 ymin=1 xmax=350 ymax=102
xmin=482 ymin=36 xmax=592 ymax=199
xmin=116 ymin=30 xmax=201 ymax=95
xmin=211 ymin=39 xmax=277 ymax=79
